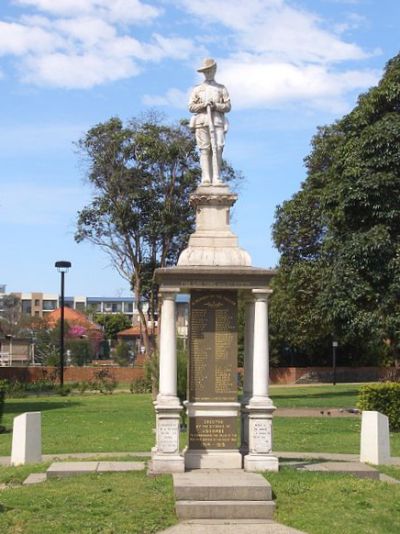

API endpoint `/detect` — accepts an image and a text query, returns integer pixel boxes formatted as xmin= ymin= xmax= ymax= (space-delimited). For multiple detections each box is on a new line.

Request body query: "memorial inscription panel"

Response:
xmin=189 ymin=290 xmax=237 ymax=402
xmin=189 ymin=417 xmax=237 ymax=449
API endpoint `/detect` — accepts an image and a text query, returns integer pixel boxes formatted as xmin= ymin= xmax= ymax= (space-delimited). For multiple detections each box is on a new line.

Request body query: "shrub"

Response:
xmin=0 ymin=379 xmax=6 ymax=430
xmin=129 ymin=378 xmax=152 ymax=394
xmin=90 ymin=369 xmax=117 ymax=394
xmin=357 ymin=383 xmax=400 ymax=431
xmin=114 ymin=340 xmax=132 ymax=366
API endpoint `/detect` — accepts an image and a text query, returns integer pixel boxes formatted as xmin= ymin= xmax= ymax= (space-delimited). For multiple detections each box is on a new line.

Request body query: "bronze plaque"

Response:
xmin=189 ymin=290 xmax=237 ymax=402
xmin=189 ymin=416 xmax=237 ymax=449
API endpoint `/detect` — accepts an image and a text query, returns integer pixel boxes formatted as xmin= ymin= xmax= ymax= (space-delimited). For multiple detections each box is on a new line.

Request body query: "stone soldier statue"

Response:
xmin=189 ymin=58 xmax=231 ymax=185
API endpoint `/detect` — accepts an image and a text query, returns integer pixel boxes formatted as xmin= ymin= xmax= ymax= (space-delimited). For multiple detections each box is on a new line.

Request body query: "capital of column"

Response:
xmin=159 ymin=287 xmax=180 ymax=300
xmin=251 ymin=288 xmax=273 ymax=301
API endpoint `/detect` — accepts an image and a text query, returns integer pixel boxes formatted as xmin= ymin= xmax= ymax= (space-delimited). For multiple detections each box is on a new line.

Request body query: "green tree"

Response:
xmin=95 ymin=313 xmax=131 ymax=340
xmin=272 ymin=53 xmax=400 ymax=366
xmin=76 ymin=112 xmax=241 ymax=357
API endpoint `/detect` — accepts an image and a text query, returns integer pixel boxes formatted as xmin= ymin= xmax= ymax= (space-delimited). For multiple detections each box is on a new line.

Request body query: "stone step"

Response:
xmin=173 ymin=470 xmax=272 ymax=501
xmin=176 ymin=500 xmax=276 ymax=520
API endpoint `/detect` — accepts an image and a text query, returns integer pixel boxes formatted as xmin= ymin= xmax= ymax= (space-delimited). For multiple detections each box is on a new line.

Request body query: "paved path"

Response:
xmin=2 ymin=450 xmax=399 ymax=465
xmin=158 ymin=519 xmax=306 ymax=533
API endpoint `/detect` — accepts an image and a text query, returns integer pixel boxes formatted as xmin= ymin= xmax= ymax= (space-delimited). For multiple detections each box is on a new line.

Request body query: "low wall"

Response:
xmin=0 ymin=365 xmax=395 ymax=385
xmin=0 ymin=366 xmax=145 ymax=383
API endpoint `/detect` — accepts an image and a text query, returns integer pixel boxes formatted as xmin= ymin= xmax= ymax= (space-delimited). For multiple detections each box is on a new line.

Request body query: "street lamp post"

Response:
xmin=55 ymin=261 xmax=71 ymax=387
xmin=332 ymin=340 xmax=338 ymax=386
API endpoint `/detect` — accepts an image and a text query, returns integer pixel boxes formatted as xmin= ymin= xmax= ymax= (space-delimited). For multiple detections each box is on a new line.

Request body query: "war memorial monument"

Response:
xmin=150 ymin=58 xmax=278 ymax=474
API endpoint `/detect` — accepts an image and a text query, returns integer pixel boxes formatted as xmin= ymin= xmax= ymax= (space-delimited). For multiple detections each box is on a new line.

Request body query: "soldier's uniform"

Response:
xmin=189 ymin=79 xmax=231 ymax=184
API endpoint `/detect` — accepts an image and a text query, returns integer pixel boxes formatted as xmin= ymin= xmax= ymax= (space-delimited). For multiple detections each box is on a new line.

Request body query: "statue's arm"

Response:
xmin=188 ymin=89 xmax=206 ymax=113
xmin=215 ymin=87 xmax=231 ymax=113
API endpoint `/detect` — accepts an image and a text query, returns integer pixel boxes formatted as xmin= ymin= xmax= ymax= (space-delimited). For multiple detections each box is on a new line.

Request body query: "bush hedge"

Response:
xmin=357 ymin=383 xmax=400 ymax=431
xmin=0 ymin=379 xmax=6 ymax=429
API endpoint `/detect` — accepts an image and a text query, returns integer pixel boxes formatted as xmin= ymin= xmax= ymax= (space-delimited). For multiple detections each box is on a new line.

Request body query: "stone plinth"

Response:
xmin=185 ymin=401 xmax=242 ymax=469
xmin=150 ymin=401 xmax=185 ymax=473
xmin=11 ymin=412 xmax=41 ymax=466
xmin=360 ymin=410 xmax=391 ymax=465
xmin=178 ymin=185 xmax=251 ymax=266
xmin=244 ymin=404 xmax=279 ymax=472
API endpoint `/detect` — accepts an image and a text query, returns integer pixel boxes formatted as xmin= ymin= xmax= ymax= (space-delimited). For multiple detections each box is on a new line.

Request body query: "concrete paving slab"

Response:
xmin=46 ymin=462 xmax=98 ymax=478
xmin=157 ymin=519 xmax=307 ymax=533
xmin=379 ymin=473 xmax=400 ymax=484
xmin=23 ymin=473 xmax=47 ymax=485
xmin=97 ymin=461 xmax=144 ymax=472
xmin=295 ymin=461 xmax=380 ymax=479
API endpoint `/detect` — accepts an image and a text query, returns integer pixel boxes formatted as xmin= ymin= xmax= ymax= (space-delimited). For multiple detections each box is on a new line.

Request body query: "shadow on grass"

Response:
xmin=271 ymin=389 xmax=359 ymax=402
xmin=3 ymin=400 xmax=82 ymax=415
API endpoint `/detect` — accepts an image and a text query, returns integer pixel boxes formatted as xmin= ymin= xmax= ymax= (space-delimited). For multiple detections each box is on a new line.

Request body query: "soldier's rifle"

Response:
xmin=207 ymin=104 xmax=219 ymax=182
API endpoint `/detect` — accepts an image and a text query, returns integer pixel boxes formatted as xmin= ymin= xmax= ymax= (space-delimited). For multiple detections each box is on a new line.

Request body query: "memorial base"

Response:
xmin=149 ymin=453 xmax=185 ymax=474
xmin=243 ymin=401 xmax=279 ymax=472
xmin=244 ymin=454 xmax=279 ymax=472
xmin=185 ymin=448 xmax=243 ymax=469
xmin=150 ymin=400 xmax=185 ymax=474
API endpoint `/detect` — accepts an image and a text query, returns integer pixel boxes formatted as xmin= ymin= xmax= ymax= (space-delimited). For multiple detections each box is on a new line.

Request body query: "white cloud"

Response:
xmin=1 ymin=1 xmax=195 ymax=88
xmin=22 ymin=52 xmax=140 ymax=88
xmin=0 ymin=20 xmax=60 ymax=55
xmin=152 ymin=0 xmax=380 ymax=112
xmin=219 ymin=59 xmax=380 ymax=111
xmin=143 ymin=88 xmax=189 ymax=108
xmin=177 ymin=0 xmax=369 ymax=63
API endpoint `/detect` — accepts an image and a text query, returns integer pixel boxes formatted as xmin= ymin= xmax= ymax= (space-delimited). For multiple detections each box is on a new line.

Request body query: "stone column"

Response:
xmin=244 ymin=289 xmax=279 ymax=472
xmin=150 ymin=288 xmax=184 ymax=474
xmin=241 ymin=296 xmax=255 ymax=454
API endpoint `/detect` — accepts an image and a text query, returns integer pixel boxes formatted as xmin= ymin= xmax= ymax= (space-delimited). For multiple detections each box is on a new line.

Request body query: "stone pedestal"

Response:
xmin=244 ymin=290 xmax=279 ymax=472
xmin=154 ymin=183 xmax=277 ymax=473
xmin=151 ymin=402 xmax=184 ymax=473
xmin=11 ymin=412 xmax=42 ymax=466
xmin=150 ymin=289 xmax=184 ymax=473
xmin=178 ymin=184 xmax=251 ymax=267
xmin=360 ymin=410 xmax=391 ymax=465
xmin=244 ymin=405 xmax=279 ymax=472
xmin=185 ymin=401 xmax=242 ymax=469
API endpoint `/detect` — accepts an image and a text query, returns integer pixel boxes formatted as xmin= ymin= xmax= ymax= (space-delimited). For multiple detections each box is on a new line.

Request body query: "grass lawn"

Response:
xmin=270 ymin=384 xmax=361 ymax=408
xmin=0 ymin=471 xmax=176 ymax=534
xmin=0 ymin=466 xmax=399 ymax=534
xmin=0 ymin=394 xmax=155 ymax=456
xmin=1 ymin=386 xmax=399 ymax=456
xmin=274 ymin=416 xmax=400 ymax=455
xmin=267 ymin=467 xmax=400 ymax=534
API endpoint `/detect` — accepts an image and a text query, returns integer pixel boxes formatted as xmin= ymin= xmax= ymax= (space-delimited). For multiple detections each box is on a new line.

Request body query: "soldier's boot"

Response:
xmin=200 ymin=150 xmax=212 ymax=185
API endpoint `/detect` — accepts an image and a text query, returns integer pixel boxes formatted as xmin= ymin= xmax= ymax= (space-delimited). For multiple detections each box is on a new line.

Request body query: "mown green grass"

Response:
xmin=1 ymin=387 xmax=399 ymax=456
xmin=266 ymin=467 xmax=400 ymax=534
xmin=270 ymin=384 xmax=361 ymax=408
xmin=0 ymin=394 xmax=154 ymax=456
xmin=274 ymin=416 xmax=400 ymax=456
xmin=0 ymin=471 xmax=176 ymax=534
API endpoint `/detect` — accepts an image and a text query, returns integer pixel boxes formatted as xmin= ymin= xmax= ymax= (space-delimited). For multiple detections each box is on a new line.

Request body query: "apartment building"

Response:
xmin=0 ymin=286 xmax=189 ymax=332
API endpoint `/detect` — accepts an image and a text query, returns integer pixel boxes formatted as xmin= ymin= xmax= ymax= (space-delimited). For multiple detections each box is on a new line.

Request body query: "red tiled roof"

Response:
xmin=46 ymin=307 xmax=101 ymax=330
xmin=117 ymin=325 xmax=158 ymax=337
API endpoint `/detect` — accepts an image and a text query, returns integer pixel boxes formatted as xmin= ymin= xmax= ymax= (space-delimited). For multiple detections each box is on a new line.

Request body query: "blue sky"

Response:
xmin=0 ymin=0 xmax=399 ymax=297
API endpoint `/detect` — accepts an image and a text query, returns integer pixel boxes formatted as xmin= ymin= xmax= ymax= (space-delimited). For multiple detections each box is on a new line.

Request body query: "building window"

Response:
xmin=21 ymin=300 xmax=32 ymax=315
xmin=124 ymin=302 xmax=133 ymax=313
xmin=34 ymin=299 xmax=40 ymax=307
xmin=43 ymin=300 xmax=57 ymax=311
xmin=76 ymin=302 xmax=86 ymax=311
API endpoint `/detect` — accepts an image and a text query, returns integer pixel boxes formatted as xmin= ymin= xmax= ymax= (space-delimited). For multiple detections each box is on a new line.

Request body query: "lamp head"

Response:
xmin=55 ymin=260 xmax=72 ymax=273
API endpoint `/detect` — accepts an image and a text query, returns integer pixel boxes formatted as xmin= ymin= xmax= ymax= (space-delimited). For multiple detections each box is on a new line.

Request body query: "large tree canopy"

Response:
xmin=271 ymin=53 xmax=400 ymax=366
xmin=76 ymin=112 xmax=241 ymax=354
